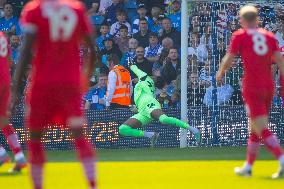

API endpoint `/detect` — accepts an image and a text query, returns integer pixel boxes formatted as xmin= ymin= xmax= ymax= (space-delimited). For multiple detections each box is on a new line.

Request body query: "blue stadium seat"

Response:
xmin=91 ymin=15 xmax=105 ymax=26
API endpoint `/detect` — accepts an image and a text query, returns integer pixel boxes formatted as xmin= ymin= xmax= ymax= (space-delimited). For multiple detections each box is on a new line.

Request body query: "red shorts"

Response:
xmin=243 ymin=87 xmax=273 ymax=119
xmin=26 ymin=84 xmax=83 ymax=130
xmin=0 ymin=84 xmax=10 ymax=117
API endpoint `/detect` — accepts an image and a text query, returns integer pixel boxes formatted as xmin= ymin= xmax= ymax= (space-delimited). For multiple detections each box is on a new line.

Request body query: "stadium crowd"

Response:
xmin=2 ymin=0 xmax=284 ymax=110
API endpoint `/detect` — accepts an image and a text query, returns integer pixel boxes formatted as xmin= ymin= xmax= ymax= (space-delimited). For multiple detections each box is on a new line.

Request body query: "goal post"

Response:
xmin=180 ymin=0 xmax=189 ymax=148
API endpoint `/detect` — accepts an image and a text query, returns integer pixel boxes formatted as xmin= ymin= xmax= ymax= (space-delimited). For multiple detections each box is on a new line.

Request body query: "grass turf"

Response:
xmin=1 ymin=147 xmax=283 ymax=189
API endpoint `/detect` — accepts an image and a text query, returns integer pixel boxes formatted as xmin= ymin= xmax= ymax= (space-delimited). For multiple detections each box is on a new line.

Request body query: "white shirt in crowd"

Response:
xmin=105 ymin=69 xmax=133 ymax=107
xmin=188 ymin=44 xmax=208 ymax=63
xmin=98 ymin=0 xmax=112 ymax=14
xmin=110 ymin=21 xmax=132 ymax=37
xmin=203 ymin=84 xmax=234 ymax=106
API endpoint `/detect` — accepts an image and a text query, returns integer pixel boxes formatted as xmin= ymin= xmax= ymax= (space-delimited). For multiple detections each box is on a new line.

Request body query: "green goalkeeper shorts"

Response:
xmin=131 ymin=95 xmax=161 ymax=126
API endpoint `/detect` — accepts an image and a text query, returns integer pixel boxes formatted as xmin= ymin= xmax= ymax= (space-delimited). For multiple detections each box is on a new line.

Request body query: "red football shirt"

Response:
xmin=20 ymin=0 xmax=92 ymax=87
xmin=229 ymin=28 xmax=279 ymax=89
xmin=0 ymin=32 xmax=10 ymax=85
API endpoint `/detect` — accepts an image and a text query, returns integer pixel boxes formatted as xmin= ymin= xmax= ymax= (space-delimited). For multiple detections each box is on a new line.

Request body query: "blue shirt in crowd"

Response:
xmin=168 ymin=11 xmax=181 ymax=32
xmin=84 ymin=87 xmax=107 ymax=110
xmin=0 ymin=16 xmax=21 ymax=35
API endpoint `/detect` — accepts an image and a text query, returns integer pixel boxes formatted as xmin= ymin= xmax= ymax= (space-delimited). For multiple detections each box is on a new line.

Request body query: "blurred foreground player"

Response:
xmin=13 ymin=0 xmax=96 ymax=188
xmin=0 ymin=31 xmax=27 ymax=172
xmin=217 ymin=5 xmax=284 ymax=179
xmin=118 ymin=59 xmax=201 ymax=147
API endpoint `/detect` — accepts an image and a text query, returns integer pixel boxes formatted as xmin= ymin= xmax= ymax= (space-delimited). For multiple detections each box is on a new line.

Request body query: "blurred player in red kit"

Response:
xmin=13 ymin=0 xmax=96 ymax=188
xmin=0 ymin=31 xmax=27 ymax=172
xmin=217 ymin=5 xmax=284 ymax=179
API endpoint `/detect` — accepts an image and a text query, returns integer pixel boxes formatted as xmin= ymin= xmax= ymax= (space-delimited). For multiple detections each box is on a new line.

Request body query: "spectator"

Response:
xmin=110 ymin=9 xmax=131 ymax=37
xmin=0 ymin=0 xmax=6 ymax=18
xmin=10 ymin=34 xmax=20 ymax=68
xmin=149 ymin=9 xmax=163 ymax=34
xmin=100 ymin=38 xmax=122 ymax=63
xmin=167 ymin=0 xmax=181 ymax=32
xmin=200 ymin=23 xmax=213 ymax=50
xmin=114 ymin=24 xmax=130 ymax=53
xmin=188 ymin=32 xmax=208 ymax=64
xmin=131 ymin=46 xmax=153 ymax=80
xmin=187 ymin=54 xmax=198 ymax=73
xmin=96 ymin=22 xmax=111 ymax=51
xmin=84 ymin=73 xmax=108 ymax=110
xmin=169 ymin=91 xmax=180 ymax=108
xmin=159 ymin=17 xmax=181 ymax=47
xmin=0 ymin=3 xmax=20 ymax=36
xmin=133 ymin=18 xmax=151 ymax=48
xmin=132 ymin=3 xmax=150 ymax=34
xmin=189 ymin=14 xmax=202 ymax=33
xmin=275 ymin=15 xmax=284 ymax=55
xmin=156 ymin=84 xmax=171 ymax=108
xmin=199 ymin=60 xmax=212 ymax=88
xmin=158 ymin=37 xmax=174 ymax=66
xmin=105 ymin=0 xmax=125 ymax=25
xmin=120 ymin=38 xmax=138 ymax=67
xmin=225 ymin=57 xmax=243 ymax=105
xmin=161 ymin=48 xmax=180 ymax=84
xmin=86 ymin=0 xmax=100 ymax=16
xmin=136 ymin=0 xmax=164 ymax=13
xmin=145 ymin=32 xmax=163 ymax=66
xmin=188 ymin=72 xmax=205 ymax=106
xmin=105 ymin=54 xmax=132 ymax=109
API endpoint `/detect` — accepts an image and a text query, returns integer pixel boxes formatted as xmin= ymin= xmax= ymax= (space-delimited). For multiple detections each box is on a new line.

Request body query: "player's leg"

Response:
xmin=0 ymin=143 xmax=10 ymax=166
xmin=150 ymin=109 xmax=201 ymax=144
xmin=0 ymin=86 xmax=26 ymax=170
xmin=234 ymin=120 xmax=260 ymax=176
xmin=68 ymin=117 xmax=96 ymax=189
xmin=252 ymin=116 xmax=284 ymax=178
xmin=119 ymin=115 xmax=159 ymax=147
xmin=28 ymin=129 xmax=46 ymax=189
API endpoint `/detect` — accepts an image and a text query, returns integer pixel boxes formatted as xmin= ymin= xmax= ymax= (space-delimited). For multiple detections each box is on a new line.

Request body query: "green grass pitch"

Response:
xmin=1 ymin=147 xmax=283 ymax=189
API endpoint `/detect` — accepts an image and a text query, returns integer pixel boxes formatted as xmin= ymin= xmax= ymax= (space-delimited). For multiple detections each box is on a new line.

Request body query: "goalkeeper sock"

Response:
xmin=159 ymin=114 xmax=199 ymax=134
xmin=119 ymin=124 xmax=144 ymax=137
xmin=246 ymin=133 xmax=260 ymax=166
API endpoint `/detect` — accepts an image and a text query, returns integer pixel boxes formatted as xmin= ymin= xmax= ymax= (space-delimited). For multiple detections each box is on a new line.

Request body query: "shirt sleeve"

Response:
xmin=228 ymin=32 xmax=240 ymax=55
xmin=105 ymin=70 xmax=117 ymax=106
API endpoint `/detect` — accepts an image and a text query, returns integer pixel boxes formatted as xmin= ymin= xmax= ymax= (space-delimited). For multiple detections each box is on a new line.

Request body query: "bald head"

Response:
xmin=240 ymin=5 xmax=258 ymax=23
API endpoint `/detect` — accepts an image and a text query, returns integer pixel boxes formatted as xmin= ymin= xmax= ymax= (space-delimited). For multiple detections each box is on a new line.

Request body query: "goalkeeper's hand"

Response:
xmin=129 ymin=105 xmax=138 ymax=113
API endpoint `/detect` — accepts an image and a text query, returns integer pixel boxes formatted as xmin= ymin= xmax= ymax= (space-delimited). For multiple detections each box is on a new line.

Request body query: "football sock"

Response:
xmin=246 ymin=133 xmax=260 ymax=166
xmin=28 ymin=140 xmax=45 ymax=189
xmin=159 ymin=114 xmax=199 ymax=133
xmin=119 ymin=124 xmax=144 ymax=137
xmin=261 ymin=128 xmax=284 ymax=159
xmin=74 ymin=137 xmax=96 ymax=189
xmin=2 ymin=124 xmax=22 ymax=155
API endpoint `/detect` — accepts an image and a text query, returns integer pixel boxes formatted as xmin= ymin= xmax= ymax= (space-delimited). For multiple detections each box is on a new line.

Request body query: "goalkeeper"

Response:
xmin=119 ymin=61 xmax=201 ymax=147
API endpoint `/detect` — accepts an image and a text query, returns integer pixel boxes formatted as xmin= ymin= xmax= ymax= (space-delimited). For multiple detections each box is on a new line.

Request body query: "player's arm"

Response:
xmin=12 ymin=32 xmax=35 ymax=107
xmin=216 ymin=53 xmax=235 ymax=83
xmin=130 ymin=65 xmax=147 ymax=80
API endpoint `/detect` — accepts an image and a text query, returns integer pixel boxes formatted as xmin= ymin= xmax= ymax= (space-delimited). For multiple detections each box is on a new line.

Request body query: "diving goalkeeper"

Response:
xmin=119 ymin=60 xmax=201 ymax=147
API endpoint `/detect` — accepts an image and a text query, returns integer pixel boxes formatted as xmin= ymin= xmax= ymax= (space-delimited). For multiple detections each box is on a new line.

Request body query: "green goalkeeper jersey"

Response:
xmin=130 ymin=65 xmax=155 ymax=106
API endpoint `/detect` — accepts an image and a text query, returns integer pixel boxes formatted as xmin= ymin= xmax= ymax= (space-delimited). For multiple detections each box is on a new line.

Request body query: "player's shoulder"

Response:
xmin=232 ymin=29 xmax=246 ymax=37
xmin=257 ymin=28 xmax=276 ymax=39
